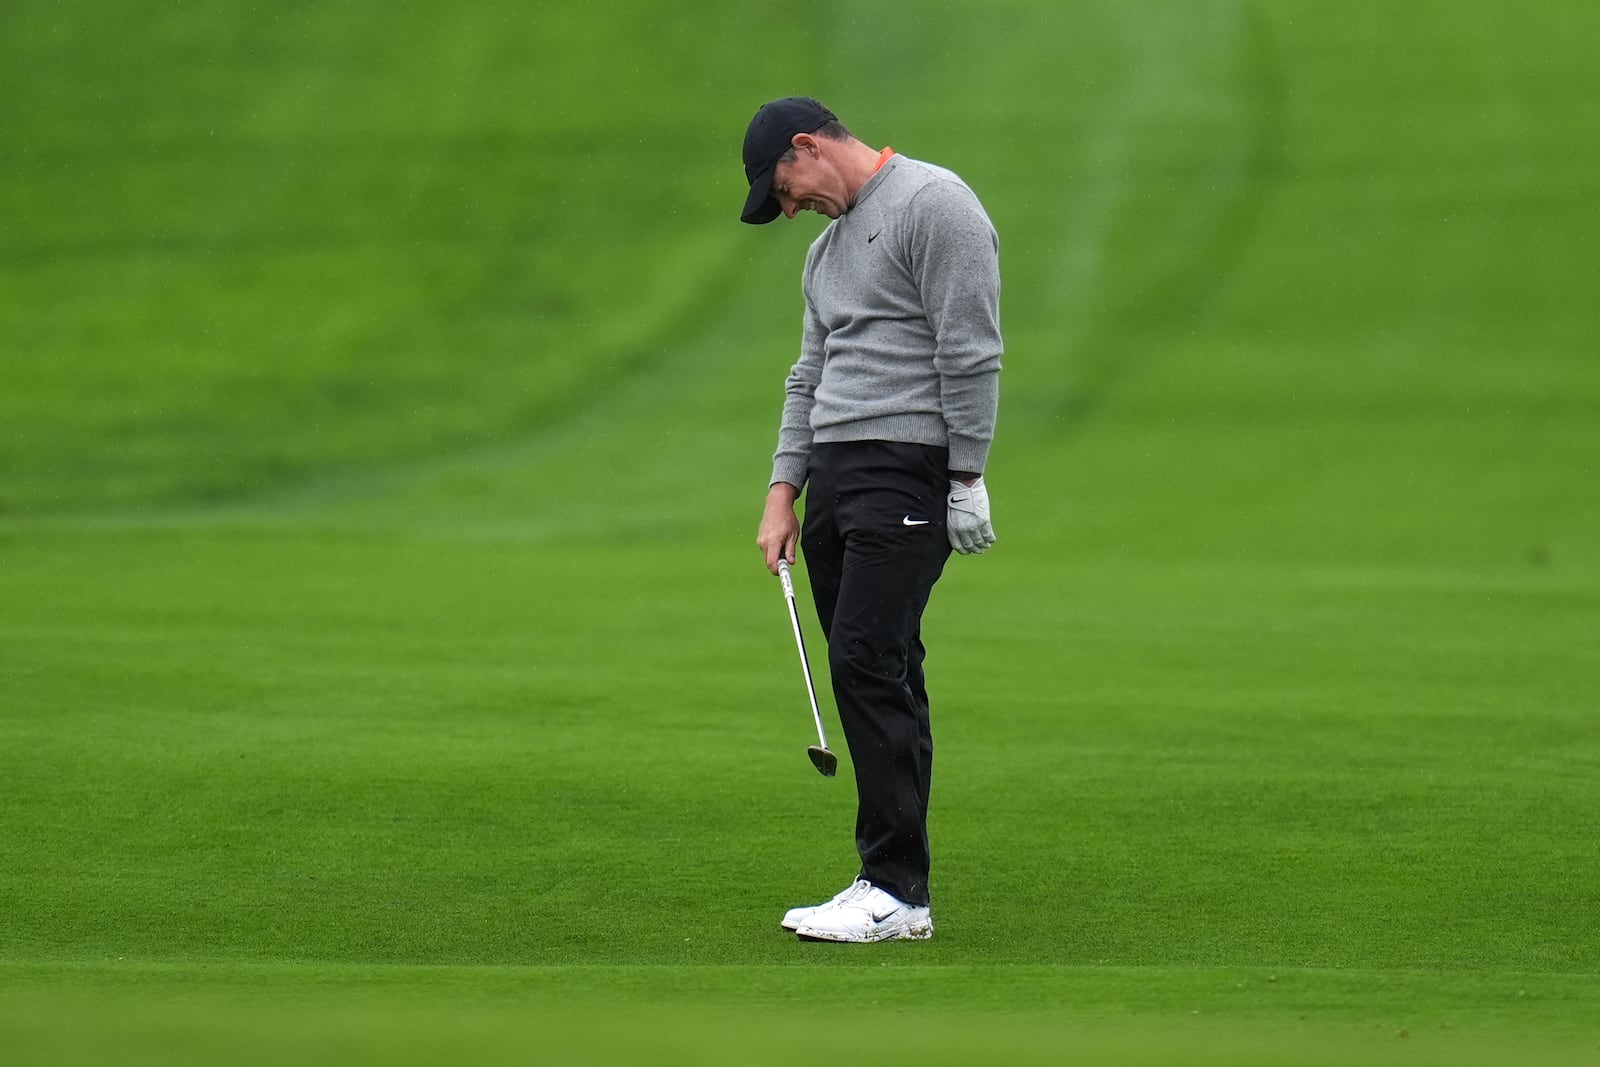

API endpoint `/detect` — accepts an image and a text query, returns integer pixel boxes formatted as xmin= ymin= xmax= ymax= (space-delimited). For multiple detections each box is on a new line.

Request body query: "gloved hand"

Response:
xmin=946 ymin=477 xmax=997 ymax=554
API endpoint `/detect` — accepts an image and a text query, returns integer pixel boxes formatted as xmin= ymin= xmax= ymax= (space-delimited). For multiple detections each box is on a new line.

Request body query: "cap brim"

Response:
xmin=740 ymin=166 xmax=781 ymax=225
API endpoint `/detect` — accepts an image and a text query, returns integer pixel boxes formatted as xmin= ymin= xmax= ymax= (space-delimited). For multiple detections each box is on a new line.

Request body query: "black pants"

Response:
xmin=801 ymin=441 xmax=952 ymax=907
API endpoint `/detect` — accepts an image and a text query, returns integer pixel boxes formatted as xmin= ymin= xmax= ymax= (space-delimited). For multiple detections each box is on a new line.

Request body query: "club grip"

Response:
xmin=777 ymin=559 xmax=796 ymax=599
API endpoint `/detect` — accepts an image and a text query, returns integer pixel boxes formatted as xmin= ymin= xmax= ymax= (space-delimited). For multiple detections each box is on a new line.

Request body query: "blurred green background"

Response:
xmin=3 ymin=0 xmax=1598 ymax=1063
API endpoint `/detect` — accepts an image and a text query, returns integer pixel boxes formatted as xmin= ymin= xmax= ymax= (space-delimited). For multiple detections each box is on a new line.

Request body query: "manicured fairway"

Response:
xmin=3 ymin=1 xmax=1598 ymax=1063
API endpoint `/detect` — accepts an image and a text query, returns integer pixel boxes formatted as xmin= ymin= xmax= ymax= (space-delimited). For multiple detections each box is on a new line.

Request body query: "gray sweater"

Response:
xmin=770 ymin=155 xmax=1002 ymax=489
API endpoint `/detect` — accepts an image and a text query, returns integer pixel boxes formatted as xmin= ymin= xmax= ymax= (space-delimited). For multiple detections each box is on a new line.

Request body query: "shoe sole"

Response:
xmin=794 ymin=918 xmax=933 ymax=943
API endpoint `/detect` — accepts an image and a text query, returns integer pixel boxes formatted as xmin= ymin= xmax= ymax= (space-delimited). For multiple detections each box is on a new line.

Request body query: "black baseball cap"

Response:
xmin=740 ymin=97 xmax=837 ymax=225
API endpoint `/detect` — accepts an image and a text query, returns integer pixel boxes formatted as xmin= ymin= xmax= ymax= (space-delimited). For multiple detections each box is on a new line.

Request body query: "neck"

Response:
xmin=839 ymin=140 xmax=887 ymax=204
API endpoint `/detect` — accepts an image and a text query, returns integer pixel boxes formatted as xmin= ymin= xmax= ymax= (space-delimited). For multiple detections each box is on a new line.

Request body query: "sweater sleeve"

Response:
xmin=769 ymin=295 xmax=826 ymax=489
xmin=906 ymin=180 xmax=1002 ymax=474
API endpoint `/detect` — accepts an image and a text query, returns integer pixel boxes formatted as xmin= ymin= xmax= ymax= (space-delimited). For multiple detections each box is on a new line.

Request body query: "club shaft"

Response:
xmin=778 ymin=562 xmax=829 ymax=749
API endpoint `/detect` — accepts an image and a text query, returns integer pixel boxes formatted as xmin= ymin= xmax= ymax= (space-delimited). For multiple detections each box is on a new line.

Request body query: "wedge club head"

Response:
xmin=807 ymin=744 xmax=838 ymax=777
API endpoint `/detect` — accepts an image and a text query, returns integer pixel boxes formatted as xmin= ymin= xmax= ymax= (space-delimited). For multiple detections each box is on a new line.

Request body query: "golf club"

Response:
xmin=776 ymin=559 xmax=838 ymax=777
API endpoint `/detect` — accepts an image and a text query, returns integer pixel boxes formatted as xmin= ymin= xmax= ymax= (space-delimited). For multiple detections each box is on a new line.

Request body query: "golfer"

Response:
xmin=746 ymin=97 xmax=1002 ymax=942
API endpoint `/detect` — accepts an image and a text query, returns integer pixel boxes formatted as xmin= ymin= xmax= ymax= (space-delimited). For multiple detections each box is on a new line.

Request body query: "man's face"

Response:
xmin=770 ymin=137 xmax=847 ymax=220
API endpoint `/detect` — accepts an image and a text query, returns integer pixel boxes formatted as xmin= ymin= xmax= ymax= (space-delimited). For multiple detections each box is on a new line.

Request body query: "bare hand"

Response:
xmin=757 ymin=482 xmax=802 ymax=574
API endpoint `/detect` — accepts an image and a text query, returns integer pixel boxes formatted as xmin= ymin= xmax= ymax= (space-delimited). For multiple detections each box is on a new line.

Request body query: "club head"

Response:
xmin=807 ymin=745 xmax=837 ymax=778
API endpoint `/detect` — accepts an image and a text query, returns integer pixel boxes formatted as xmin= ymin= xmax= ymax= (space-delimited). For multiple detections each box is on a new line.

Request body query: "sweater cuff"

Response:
xmin=947 ymin=436 xmax=990 ymax=477
xmin=770 ymin=458 xmax=809 ymax=491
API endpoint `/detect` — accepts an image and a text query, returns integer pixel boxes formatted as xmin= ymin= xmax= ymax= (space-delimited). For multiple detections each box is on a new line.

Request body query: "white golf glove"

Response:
xmin=946 ymin=477 xmax=996 ymax=554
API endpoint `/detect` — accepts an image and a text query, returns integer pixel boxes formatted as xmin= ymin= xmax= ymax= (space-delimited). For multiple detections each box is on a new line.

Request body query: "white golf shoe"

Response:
xmin=781 ymin=878 xmax=871 ymax=931
xmin=792 ymin=882 xmax=933 ymax=943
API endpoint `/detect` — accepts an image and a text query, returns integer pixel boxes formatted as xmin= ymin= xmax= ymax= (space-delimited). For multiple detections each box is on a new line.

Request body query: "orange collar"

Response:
xmin=872 ymin=146 xmax=896 ymax=173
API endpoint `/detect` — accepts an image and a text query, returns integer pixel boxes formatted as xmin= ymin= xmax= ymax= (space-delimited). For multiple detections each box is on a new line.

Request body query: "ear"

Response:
xmin=789 ymin=132 xmax=821 ymax=157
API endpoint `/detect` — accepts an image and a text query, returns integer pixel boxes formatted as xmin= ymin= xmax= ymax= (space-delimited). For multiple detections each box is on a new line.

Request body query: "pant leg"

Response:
xmin=907 ymin=624 xmax=934 ymax=831
xmin=801 ymin=441 xmax=950 ymax=907
xmin=799 ymin=458 xmax=846 ymax=644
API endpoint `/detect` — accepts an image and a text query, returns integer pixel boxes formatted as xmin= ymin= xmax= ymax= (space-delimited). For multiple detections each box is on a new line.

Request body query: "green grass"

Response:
xmin=3 ymin=960 xmax=1597 ymax=1066
xmin=3 ymin=0 xmax=1599 ymax=1063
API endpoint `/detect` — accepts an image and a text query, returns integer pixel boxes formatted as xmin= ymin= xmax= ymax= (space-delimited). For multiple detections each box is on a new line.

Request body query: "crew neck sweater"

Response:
xmin=770 ymin=155 xmax=1002 ymax=490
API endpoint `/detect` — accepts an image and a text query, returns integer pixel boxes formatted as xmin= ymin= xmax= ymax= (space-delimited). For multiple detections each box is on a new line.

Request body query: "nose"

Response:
xmin=780 ymin=196 xmax=799 ymax=219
